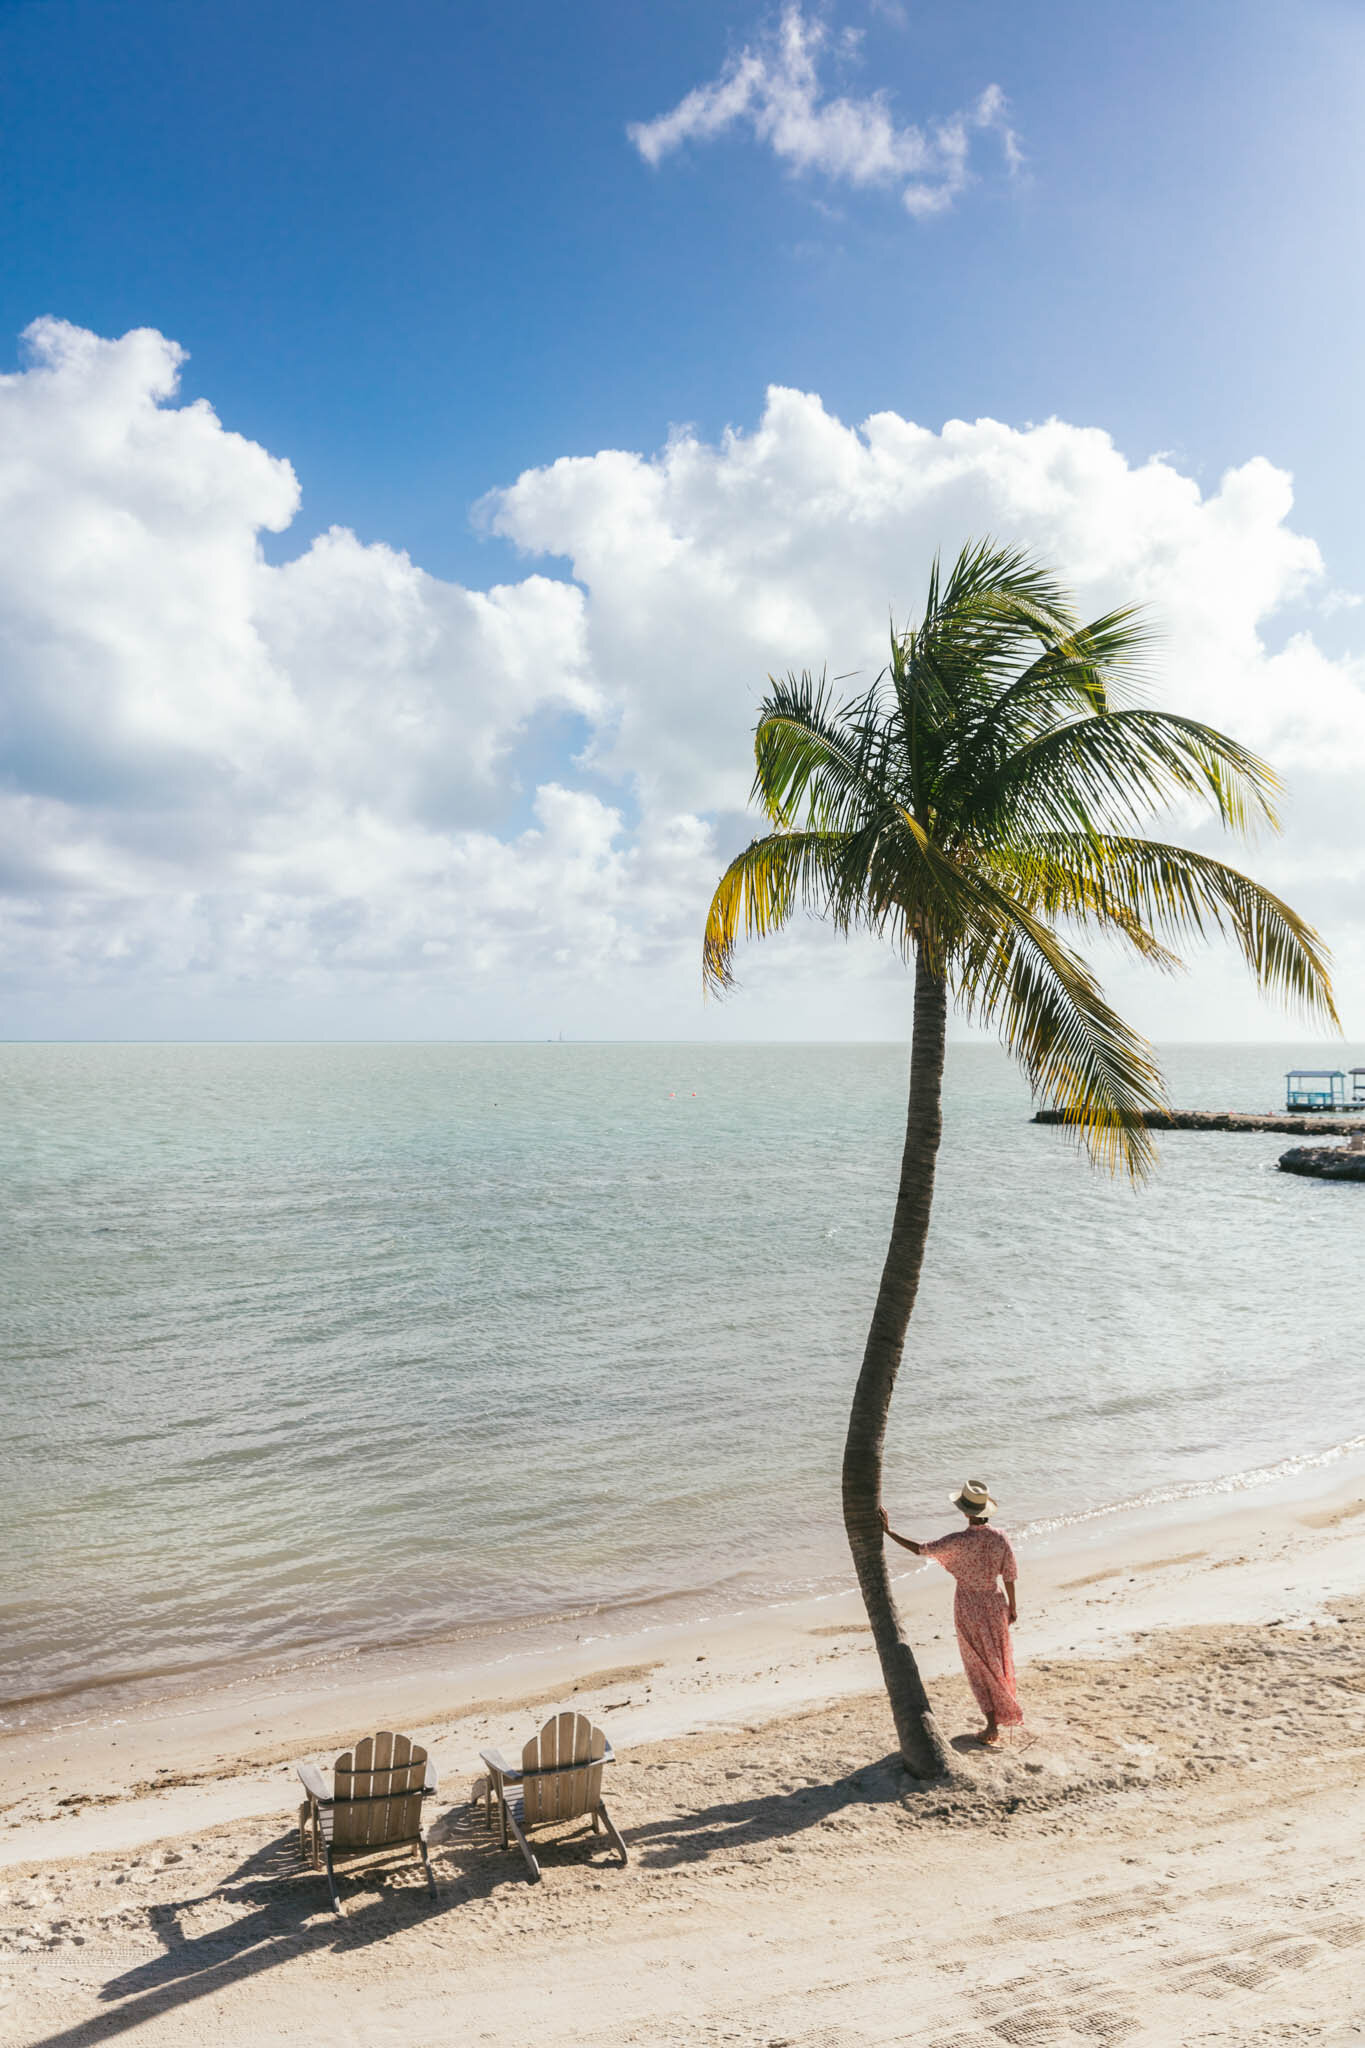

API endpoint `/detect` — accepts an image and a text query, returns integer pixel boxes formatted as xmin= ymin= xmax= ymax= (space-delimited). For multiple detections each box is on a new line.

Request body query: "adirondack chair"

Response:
xmin=296 ymin=1730 xmax=438 ymax=1913
xmin=476 ymin=1711 xmax=626 ymax=1882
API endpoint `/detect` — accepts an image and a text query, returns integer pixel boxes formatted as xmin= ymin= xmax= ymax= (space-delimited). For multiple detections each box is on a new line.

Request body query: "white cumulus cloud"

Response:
xmin=0 ymin=320 xmax=686 ymax=1036
xmin=2 ymin=318 xmax=1362 ymax=1040
xmin=488 ymin=394 xmax=1365 ymax=1034
xmin=627 ymin=6 xmax=1021 ymax=218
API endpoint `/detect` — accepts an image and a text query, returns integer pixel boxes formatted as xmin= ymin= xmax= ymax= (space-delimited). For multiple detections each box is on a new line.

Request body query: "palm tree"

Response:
xmin=703 ymin=541 xmax=1338 ymax=1779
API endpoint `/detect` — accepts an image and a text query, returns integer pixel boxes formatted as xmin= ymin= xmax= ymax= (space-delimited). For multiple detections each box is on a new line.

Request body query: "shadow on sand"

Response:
xmin=20 ymin=1756 xmax=938 ymax=2047
xmin=19 ymin=1804 xmax=521 ymax=2048
xmin=615 ymin=1751 xmax=911 ymax=1870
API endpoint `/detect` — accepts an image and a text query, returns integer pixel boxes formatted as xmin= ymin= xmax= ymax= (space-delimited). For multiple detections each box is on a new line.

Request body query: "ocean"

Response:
xmin=3 ymin=1039 xmax=1362 ymax=1727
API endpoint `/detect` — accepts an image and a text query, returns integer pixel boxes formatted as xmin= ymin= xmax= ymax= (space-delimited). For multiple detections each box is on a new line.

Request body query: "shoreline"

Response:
xmin=5 ymin=1438 xmax=1364 ymax=1871
xmin=9 ymin=1422 xmax=1363 ymax=1739
xmin=4 ymin=1451 xmax=1365 ymax=2048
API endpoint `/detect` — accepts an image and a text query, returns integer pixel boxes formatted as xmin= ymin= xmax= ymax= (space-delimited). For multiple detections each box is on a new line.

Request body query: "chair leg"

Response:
xmin=324 ymin=1847 xmax=343 ymax=1916
xmin=299 ymin=1800 xmax=322 ymax=1870
xmin=506 ymin=1813 xmax=541 ymax=1883
xmin=417 ymin=1834 xmax=437 ymax=1900
xmin=597 ymin=1799 xmax=628 ymax=1867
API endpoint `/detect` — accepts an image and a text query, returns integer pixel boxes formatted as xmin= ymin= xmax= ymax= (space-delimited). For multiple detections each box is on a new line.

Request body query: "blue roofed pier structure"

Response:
xmin=1285 ymin=1070 xmax=1348 ymax=1111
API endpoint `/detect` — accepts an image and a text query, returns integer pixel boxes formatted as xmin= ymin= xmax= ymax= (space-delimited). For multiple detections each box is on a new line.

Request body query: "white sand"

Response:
xmin=3 ymin=1456 xmax=1365 ymax=2047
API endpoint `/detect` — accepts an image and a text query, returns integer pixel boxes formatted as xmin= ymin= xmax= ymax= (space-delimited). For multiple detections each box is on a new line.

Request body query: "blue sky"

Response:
xmin=2 ymin=0 xmax=1364 ymax=1038
xmin=7 ymin=0 xmax=1364 ymax=587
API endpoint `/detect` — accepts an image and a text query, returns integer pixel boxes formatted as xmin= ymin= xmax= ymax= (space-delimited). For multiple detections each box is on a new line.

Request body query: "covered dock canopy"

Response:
xmin=1353 ymin=1068 xmax=1365 ymax=1107
xmin=1285 ymin=1069 xmax=1347 ymax=1110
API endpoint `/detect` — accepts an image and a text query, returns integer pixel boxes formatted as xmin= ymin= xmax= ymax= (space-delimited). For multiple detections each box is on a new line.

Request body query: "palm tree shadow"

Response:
xmin=625 ymin=1751 xmax=914 ymax=1870
xmin=22 ymin=1762 xmax=951 ymax=2047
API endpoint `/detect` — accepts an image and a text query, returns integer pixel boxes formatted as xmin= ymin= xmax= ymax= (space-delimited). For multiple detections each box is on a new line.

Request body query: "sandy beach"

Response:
xmin=10 ymin=2 xmax=1365 ymax=2042
xmin=3 ymin=1456 xmax=1365 ymax=2047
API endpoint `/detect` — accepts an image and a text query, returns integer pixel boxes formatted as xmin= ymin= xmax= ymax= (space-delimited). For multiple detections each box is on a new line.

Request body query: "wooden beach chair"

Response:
xmin=296 ymin=1730 xmax=438 ymax=1914
xmin=475 ymin=1711 xmax=627 ymax=1882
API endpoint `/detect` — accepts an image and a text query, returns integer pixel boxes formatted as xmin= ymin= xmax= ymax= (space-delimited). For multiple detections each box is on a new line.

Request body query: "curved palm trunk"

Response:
xmin=841 ymin=948 xmax=954 ymax=1778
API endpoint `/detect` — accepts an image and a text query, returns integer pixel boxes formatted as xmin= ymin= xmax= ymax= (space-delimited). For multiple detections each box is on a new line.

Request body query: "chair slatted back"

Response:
xmin=521 ymin=1711 xmax=606 ymax=1825
xmin=331 ymin=1731 xmax=426 ymax=1850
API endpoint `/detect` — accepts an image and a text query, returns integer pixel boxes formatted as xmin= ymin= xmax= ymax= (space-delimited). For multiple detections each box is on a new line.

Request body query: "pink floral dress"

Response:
xmin=922 ymin=1524 xmax=1023 ymax=1727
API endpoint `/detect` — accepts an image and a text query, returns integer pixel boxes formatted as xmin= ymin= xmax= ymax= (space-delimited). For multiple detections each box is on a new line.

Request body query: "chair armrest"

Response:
xmin=423 ymin=1756 xmax=439 ymax=1797
xmin=296 ymin=1761 xmax=330 ymax=1804
xmin=478 ymin=1747 xmax=519 ymax=1783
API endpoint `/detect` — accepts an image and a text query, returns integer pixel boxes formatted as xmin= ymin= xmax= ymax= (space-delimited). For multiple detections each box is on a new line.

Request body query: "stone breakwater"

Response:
xmin=1277 ymin=1145 xmax=1365 ymax=1182
xmin=1031 ymin=1109 xmax=1365 ymax=1134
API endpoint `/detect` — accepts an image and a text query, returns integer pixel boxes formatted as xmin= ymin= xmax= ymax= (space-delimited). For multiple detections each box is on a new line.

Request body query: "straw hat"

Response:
xmin=951 ymin=1478 xmax=997 ymax=1520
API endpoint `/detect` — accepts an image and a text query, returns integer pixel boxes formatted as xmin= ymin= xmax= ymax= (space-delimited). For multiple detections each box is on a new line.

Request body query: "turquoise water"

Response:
xmin=2 ymin=1040 xmax=1362 ymax=1723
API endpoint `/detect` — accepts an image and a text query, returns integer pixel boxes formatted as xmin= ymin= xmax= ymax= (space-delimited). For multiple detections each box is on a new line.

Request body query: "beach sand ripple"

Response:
xmin=3 ymin=1600 xmax=1365 ymax=2047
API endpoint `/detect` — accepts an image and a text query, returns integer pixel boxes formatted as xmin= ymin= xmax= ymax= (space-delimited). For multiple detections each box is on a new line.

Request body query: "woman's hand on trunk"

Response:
xmin=879 ymin=1507 xmax=923 ymax=1555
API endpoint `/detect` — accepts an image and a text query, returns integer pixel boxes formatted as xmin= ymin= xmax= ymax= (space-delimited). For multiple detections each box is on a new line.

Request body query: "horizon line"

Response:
xmin=0 ymin=1036 xmax=1355 ymax=1050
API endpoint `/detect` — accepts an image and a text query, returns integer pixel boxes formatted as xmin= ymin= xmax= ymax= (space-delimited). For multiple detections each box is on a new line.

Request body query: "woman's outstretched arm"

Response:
xmin=878 ymin=1506 xmax=924 ymax=1556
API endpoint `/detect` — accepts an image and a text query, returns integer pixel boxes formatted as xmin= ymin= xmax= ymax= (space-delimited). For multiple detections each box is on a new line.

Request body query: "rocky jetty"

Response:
xmin=1031 ymin=1109 xmax=1365 ymax=1135
xmin=1277 ymin=1144 xmax=1365 ymax=1182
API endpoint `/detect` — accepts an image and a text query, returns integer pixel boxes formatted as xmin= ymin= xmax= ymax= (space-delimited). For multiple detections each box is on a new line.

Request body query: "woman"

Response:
xmin=880 ymin=1479 xmax=1022 ymax=1745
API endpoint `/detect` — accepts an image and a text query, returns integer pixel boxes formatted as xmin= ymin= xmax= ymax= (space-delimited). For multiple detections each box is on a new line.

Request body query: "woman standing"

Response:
xmin=880 ymin=1480 xmax=1022 ymax=1745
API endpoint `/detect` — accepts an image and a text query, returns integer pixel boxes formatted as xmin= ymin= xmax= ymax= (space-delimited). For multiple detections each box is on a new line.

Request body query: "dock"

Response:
xmin=1031 ymin=1109 xmax=1365 ymax=1135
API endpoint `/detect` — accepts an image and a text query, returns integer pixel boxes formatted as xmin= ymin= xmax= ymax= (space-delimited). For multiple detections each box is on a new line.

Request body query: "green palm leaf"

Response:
xmin=1003 ymin=834 xmax=1339 ymax=1024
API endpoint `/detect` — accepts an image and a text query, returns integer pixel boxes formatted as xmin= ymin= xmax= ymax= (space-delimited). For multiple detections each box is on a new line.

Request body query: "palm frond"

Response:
xmin=981 ymin=842 xmax=1186 ymax=973
xmin=702 ymin=829 xmax=907 ymax=993
xmin=932 ymin=540 xmax=1078 ymax=634
xmin=702 ymin=538 xmax=1338 ymax=1147
xmin=949 ymin=889 xmax=1165 ymax=1179
xmin=956 ymin=606 xmax=1156 ymax=759
xmin=1008 ymin=835 xmax=1339 ymax=1026
xmin=889 ymin=828 xmax=1166 ymax=1175
xmin=988 ymin=709 xmax=1283 ymax=839
xmin=752 ymin=675 xmax=889 ymax=834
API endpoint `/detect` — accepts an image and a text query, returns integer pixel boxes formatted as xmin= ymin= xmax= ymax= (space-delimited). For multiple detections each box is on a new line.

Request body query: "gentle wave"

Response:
xmin=1014 ymin=1431 xmax=1365 ymax=1541
xmin=3 ymin=1037 xmax=1364 ymax=1722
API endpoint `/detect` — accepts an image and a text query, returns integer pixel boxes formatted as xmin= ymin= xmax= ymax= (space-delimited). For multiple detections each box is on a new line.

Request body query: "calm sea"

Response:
xmin=2 ymin=1040 xmax=1362 ymax=1724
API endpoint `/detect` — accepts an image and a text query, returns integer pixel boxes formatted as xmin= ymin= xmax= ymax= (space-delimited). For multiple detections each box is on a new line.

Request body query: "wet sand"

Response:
xmin=3 ymin=1458 xmax=1365 ymax=2046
